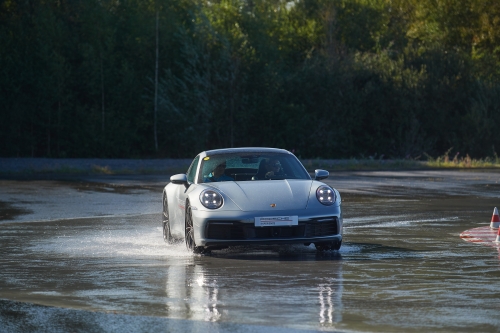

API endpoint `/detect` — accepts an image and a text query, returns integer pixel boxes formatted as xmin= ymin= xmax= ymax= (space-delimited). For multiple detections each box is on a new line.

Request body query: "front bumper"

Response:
xmin=191 ymin=207 xmax=343 ymax=247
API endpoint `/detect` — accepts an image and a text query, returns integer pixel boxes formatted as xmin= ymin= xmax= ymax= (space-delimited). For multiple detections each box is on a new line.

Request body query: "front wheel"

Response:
xmin=315 ymin=240 xmax=341 ymax=252
xmin=185 ymin=202 xmax=209 ymax=254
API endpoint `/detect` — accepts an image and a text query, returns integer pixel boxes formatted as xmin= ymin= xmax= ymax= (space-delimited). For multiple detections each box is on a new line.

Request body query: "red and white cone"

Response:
xmin=495 ymin=227 xmax=500 ymax=243
xmin=490 ymin=207 xmax=500 ymax=229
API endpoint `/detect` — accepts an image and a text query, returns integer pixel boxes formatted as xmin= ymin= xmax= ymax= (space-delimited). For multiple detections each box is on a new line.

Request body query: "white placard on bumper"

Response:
xmin=255 ymin=216 xmax=298 ymax=227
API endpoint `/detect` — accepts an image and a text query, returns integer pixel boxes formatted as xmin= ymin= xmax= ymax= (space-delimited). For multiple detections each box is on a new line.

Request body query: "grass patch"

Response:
xmin=91 ymin=165 xmax=114 ymax=174
xmin=301 ymin=158 xmax=427 ymax=171
xmin=424 ymin=149 xmax=500 ymax=169
xmin=302 ymin=152 xmax=500 ymax=171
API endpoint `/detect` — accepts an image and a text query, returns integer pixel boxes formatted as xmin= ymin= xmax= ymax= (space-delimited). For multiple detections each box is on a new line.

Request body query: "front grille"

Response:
xmin=304 ymin=217 xmax=338 ymax=237
xmin=206 ymin=222 xmax=245 ymax=239
xmin=205 ymin=217 xmax=338 ymax=240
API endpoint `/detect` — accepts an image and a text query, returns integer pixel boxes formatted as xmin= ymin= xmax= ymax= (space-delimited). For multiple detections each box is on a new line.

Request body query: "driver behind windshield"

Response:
xmin=264 ymin=158 xmax=286 ymax=179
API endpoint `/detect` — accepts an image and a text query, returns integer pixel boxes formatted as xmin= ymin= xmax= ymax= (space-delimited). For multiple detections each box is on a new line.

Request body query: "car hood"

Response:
xmin=208 ymin=180 xmax=313 ymax=212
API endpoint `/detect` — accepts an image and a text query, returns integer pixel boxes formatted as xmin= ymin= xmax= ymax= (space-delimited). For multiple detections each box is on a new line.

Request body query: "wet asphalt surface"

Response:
xmin=1 ymin=170 xmax=500 ymax=332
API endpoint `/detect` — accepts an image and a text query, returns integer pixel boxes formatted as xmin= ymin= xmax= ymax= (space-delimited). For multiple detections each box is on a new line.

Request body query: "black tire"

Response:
xmin=314 ymin=242 xmax=332 ymax=252
xmin=185 ymin=202 xmax=208 ymax=254
xmin=315 ymin=240 xmax=342 ymax=252
xmin=162 ymin=195 xmax=174 ymax=244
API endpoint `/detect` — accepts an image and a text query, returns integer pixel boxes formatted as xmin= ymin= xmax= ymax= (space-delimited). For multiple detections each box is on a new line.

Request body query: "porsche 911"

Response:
xmin=162 ymin=147 xmax=342 ymax=253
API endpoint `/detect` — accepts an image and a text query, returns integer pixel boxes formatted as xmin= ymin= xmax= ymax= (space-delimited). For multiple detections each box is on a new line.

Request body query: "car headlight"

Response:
xmin=200 ymin=189 xmax=223 ymax=209
xmin=316 ymin=186 xmax=336 ymax=206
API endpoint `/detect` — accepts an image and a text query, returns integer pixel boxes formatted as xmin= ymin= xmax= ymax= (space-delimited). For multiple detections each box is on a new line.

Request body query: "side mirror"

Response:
xmin=170 ymin=174 xmax=188 ymax=186
xmin=314 ymin=169 xmax=329 ymax=181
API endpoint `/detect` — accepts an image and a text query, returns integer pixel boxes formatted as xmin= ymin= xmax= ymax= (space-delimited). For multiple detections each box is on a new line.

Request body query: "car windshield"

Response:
xmin=198 ymin=152 xmax=311 ymax=183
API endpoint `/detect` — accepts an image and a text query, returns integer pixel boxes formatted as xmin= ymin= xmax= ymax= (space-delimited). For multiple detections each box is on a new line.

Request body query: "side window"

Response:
xmin=186 ymin=155 xmax=200 ymax=183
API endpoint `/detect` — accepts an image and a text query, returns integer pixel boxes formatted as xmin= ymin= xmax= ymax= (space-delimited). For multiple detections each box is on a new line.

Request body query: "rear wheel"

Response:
xmin=185 ymin=202 xmax=208 ymax=254
xmin=162 ymin=195 xmax=174 ymax=244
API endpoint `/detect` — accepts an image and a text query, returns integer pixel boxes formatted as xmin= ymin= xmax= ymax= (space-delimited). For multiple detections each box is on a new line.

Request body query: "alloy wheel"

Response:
xmin=185 ymin=202 xmax=208 ymax=254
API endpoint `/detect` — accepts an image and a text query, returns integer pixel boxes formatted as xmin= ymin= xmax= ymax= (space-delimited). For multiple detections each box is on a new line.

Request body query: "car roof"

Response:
xmin=203 ymin=147 xmax=292 ymax=156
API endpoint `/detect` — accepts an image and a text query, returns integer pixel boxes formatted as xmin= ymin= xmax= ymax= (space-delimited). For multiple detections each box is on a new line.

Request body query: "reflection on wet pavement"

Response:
xmin=1 ymin=171 xmax=500 ymax=332
xmin=0 ymin=201 xmax=32 ymax=221
xmin=0 ymin=179 xmax=161 ymax=223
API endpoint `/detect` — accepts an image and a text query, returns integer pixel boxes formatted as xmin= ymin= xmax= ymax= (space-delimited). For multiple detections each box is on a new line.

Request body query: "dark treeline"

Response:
xmin=1 ymin=0 xmax=499 ymax=159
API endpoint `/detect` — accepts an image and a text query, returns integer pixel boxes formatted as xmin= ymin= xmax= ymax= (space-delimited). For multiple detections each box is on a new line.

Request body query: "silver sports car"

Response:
xmin=162 ymin=147 xmax=342 ymax=253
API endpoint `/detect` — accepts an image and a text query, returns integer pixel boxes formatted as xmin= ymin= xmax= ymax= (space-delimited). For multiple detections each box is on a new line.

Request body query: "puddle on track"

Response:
xmin=1 ymin=172 xmax=500 ymax=332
